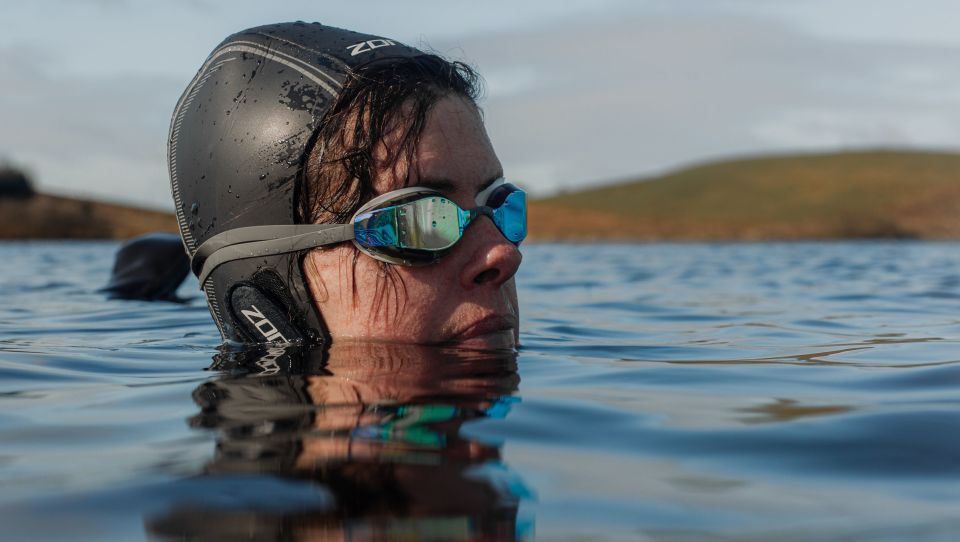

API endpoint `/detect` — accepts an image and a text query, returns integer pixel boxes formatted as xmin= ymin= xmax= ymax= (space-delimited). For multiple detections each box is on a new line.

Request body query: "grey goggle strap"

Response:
xmin=193 ymin=224 xmax=355 ymax=287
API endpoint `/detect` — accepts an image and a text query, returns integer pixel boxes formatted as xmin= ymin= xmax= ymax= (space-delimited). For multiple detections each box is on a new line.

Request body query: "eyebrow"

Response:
xmin=417 ymin=172 xmax=504 ymax=195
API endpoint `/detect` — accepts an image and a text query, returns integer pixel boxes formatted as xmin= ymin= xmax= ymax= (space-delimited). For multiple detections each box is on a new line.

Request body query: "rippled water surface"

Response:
xmin=2 ymin=241 xmax=960 ymax=541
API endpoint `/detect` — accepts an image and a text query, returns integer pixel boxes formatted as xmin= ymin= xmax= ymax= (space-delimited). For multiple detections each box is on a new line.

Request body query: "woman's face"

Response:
xmin=304 ymin=95 xmax=522 ymax=349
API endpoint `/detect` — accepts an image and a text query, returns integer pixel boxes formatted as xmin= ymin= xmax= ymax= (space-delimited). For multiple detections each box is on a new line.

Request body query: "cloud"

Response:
xmin=445 ymin=10 xmax=960 ymax=194
xmin=3 ymin=4 xmax=960 ymax=208
xmin=0 ymin=46 xmax=181 ymax=209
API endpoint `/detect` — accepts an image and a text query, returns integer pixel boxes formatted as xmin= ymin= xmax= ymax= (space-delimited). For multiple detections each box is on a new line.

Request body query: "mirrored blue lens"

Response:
xmin=354 ymin=208 xmax=400 ymax=247
xmin=355 ymin=197 xmax=462 ymax=250
xmin=491 ymin=189 xmax=527 ymax=243
xmin=353 ymin=185 xmax=527 ymax=265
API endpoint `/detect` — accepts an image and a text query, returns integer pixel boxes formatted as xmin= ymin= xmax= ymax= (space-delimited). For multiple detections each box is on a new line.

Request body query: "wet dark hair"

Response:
xmin=297 ymin=54 xmax=482 ymax=316
xmin=299 ymin=54 xmax=481 ymax=224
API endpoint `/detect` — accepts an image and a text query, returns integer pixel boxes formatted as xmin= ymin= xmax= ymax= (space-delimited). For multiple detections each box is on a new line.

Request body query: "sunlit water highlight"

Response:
xmin=2 ymin=241 xmax=959 ymax=541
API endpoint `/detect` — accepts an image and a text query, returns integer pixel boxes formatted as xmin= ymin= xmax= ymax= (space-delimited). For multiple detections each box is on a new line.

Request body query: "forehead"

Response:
xmin=376 ymin=95 xmax=502 ymax=195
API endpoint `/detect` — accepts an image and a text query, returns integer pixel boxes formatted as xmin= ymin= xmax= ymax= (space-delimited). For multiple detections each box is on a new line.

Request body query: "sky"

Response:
xmin=1 ymin=0 xmax=959 ymax=209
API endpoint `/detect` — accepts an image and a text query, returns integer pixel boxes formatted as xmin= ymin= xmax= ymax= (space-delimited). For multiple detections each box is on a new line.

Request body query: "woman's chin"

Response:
xmin=450 ymin=329 xmax=517 ymax=351
xmin=330 ymin=331 xmax=516 ymax=351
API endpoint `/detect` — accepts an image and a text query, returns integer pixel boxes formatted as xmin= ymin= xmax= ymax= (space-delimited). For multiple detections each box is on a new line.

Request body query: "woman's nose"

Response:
xmin=459 ymin=217 xmax=523 ymax=289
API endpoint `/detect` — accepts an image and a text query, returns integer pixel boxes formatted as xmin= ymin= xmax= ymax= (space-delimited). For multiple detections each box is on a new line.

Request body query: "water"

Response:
xmin=2 ymin=241 xmax=960 ymax=541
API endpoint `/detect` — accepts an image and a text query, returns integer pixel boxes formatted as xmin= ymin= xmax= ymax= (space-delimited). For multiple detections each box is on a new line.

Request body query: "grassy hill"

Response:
xmin=0 ymin=193 xmax=177 ymax=239
xmin=529 ymin=150 xmax=960 ymax=241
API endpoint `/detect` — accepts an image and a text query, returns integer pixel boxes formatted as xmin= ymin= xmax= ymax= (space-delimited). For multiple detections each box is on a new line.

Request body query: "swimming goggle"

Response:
xmin=193 ymin=179 xmax=526 ymax=286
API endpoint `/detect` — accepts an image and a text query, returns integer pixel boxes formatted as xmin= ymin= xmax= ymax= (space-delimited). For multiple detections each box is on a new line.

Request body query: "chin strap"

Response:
xmin=227 ymin=282 xmax=306 ymax=344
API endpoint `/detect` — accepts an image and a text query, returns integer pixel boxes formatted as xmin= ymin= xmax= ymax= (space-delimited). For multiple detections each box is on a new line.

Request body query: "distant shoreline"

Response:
xmin=3 ymin=149 xmax=958 ymax=241
xmin=0 ymin=193 xmax=177 ymax=240
xmin=528 ymin=149 xmax=960 ymax=241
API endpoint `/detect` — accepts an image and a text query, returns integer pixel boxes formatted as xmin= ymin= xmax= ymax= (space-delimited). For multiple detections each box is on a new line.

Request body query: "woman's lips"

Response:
xmin=450 ymin=315 xmax=518 ymax=348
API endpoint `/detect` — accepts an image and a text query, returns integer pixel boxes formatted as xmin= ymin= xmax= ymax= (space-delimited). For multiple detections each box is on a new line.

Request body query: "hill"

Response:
xmin=0 ymin=193 xmax=177 ymax=239
xmin=529 ymin=150 xmax=960 ymax=241
xmin=2 ymin=150 xmax=959 ymax=241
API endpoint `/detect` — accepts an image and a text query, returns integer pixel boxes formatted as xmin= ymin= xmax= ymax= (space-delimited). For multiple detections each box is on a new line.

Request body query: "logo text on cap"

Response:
xmin=347 ymin=39 xmax=396 ymax=56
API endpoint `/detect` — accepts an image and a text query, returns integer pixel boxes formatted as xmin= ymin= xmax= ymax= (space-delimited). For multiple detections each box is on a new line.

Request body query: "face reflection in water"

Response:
xmin=145 ymin=343 xmax=531 ymax=541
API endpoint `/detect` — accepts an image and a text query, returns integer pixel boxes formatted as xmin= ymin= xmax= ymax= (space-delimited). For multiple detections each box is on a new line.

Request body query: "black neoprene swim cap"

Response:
xmin=168 ymin=22 xmax=428 ymax=345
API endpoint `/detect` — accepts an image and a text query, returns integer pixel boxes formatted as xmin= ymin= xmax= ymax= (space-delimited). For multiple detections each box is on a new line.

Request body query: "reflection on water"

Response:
xmin=146 ymin=343 xmax=530 ymax=541
xmin=736 ymin=398 xmax=853 ymax=424
xmin=3 ymin=242 xmax=960 ymax=541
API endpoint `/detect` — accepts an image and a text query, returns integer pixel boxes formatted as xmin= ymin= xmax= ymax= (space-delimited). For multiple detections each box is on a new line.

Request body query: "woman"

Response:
xmin=169 ymin=22 xmax=525 ymax=349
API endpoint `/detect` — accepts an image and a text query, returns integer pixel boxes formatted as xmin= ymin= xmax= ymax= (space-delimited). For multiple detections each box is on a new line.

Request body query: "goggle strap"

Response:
xmin=195 ymin=224 xmax=354 ymax=287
